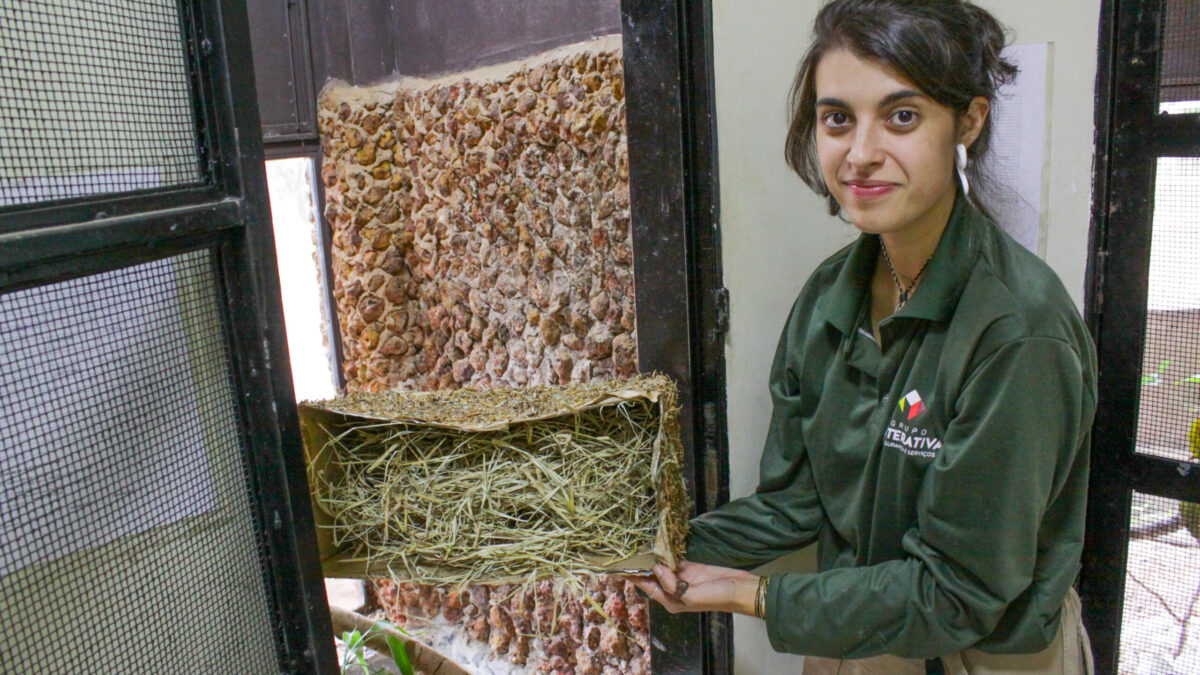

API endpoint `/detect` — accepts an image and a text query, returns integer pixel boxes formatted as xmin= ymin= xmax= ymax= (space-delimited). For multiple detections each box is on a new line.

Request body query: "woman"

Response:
xmin=632 ymin=1 xmax=1097 ymax=673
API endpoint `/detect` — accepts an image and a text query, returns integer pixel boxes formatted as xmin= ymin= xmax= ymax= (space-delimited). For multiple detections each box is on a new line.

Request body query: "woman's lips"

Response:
xmin=843 ymin=181 xmax=898 ymax=200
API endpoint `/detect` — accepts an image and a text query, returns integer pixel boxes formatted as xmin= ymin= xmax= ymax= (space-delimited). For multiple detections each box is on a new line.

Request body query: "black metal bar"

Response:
xmin=1130 ymin=454 xmax=1200 ymax=502
xmin=179 ymin=0 xmax=217 ymax=185
xmin=199 ymin=0 xmax=338 ymax=671
xmin=0 ymin=232 xmax=222 ymax=296
xmin=621 ymin=0 xmax=703 ymax=670
xmin=1080 ymin=0 xmax=1190 ymax=672
xmin=262 ymin=130 xmax=321 ymax=146
xmin=1085 ymin=0 xmax=1117 ymax=339
xmin=679 ymin=0 xmax=727 ymax=524
xmin=264 ymin=139 xmax=325 ymax=159
xmin=1081 ymin=1 xmax=1124 ymax=670
xmin=1146 ymin=113 xmax=1200 ymax=155
xmin=621 ymin=0 xmax=707 ymax=666
xmin=622 ymin=0 xmax=729 ymax=671
xmin=0 ymin=199 xmax=242 ymax=275
xmin=0 ymin=185 xmax=224 ymax=234
xmin=677 ymin=0 xmax=732 ymax=671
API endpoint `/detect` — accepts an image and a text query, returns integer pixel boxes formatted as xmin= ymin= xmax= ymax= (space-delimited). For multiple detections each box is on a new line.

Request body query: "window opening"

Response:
xmin=265 ymin=157 xmax=336 ymax=402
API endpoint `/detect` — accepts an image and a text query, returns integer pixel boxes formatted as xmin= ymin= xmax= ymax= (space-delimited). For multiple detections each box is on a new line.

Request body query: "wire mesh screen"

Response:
xmin=0 ymin=251 xmax=280 ymax=673
xmin=0 ymin=0 xmax=204 ymax=207
xmin=1137 ymin=157 xmax=1200 ymax=459
xmin=1161 ymin=0 xmax=1200 ymax=113
xmin=1121 ymin=492 xmax=1200 ymax=674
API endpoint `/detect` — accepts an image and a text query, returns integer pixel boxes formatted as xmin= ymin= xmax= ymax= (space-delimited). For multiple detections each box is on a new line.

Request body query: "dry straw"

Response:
xmin=299 ymin=374 xmax=688 ymax=588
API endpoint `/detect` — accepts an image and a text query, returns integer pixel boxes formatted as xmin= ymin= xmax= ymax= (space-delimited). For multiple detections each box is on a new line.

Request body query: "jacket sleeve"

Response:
xmin=686 ymin=302 xmax=825 ymax=570
xmin=762 ymin=337 xmax=1093 ymax=658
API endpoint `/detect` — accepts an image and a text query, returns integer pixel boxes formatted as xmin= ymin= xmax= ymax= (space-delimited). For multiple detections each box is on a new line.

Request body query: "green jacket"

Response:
xmin=687 ymin=197 xmax=1097 ymax=659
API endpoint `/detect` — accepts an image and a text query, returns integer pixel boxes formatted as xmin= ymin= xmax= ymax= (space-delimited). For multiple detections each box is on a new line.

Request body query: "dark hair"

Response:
xmin=785 ymin=0 xmax=1018 ymax=215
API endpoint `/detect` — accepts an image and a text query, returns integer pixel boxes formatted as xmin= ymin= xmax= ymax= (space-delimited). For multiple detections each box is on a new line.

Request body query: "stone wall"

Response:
xmin=319 ymin=36 xmax=636 ymax=394
xmin=318 ymin=38 xmax=650 ymax=674
xmin=376 ymin=577 xmax=650 ymax=674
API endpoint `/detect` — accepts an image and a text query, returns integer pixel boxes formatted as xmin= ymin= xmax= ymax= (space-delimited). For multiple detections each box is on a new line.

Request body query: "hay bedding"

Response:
xmin=300 ymin=374 xmax=688 ymax=588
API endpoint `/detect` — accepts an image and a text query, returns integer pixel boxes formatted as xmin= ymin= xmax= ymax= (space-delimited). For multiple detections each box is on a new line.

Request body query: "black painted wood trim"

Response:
xmin=1080 ymin=2 xmax=1124 ymax=669
xmin=206 ymin=0 xmax=339 ymax=669
xmin=621 ymin=0 xmax=730 ymax=672
xmin=1082 ymin=0 xmax=1200 ymax=672
xmin=0 ymin=199 xmax=241 ymax=274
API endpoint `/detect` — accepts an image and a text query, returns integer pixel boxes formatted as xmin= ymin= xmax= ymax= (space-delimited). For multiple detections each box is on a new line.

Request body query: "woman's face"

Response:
xmin=814 ymin=48 xmax=976 ymax=239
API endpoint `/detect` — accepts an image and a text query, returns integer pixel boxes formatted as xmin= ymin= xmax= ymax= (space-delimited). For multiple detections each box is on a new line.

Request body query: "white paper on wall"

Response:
xmin=983 ymin=43 xmax=1050 ymax=256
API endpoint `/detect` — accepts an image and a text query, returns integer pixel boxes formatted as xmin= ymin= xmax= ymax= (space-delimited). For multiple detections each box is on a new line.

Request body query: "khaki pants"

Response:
xmin=802 ymin=588 xmax=1094 ymax=675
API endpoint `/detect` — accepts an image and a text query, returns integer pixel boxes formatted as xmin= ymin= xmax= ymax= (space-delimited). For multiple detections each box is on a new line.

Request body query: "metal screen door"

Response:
xmin=0 ymin=1 xmax=335 ymax=672
xmin=1084 ymin=0 xmax=1200 ymax=673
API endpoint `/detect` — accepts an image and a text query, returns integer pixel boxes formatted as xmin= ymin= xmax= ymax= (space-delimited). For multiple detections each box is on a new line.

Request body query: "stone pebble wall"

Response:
xmin=319 ymin=40 xmax=650 ymax=674
xmin=319 ymin=43 xmax=637 ymax=395
xmin=377 ymin=577 xmax=650 ymax=675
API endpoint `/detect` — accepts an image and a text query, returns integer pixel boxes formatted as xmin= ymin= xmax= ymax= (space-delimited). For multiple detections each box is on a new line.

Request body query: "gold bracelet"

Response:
xmin=755 ymin=575 xmax=770 ymax=620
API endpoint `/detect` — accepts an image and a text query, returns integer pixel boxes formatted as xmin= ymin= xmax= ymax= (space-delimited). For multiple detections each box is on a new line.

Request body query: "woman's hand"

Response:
xmin=627 ymin=561 xmax=761 ymax=616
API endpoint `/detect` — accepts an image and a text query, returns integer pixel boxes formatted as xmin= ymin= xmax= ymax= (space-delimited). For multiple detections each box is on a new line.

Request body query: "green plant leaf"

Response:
xmin=1143 ymin=360 xmax=1172 ymax=385
xmin=343 ymin=628 xmax=373 ymax=670
xmin=385 ymin=634 xmax=415 ymax=675
xmin=340 ymin=630 xmax=363 ymax=674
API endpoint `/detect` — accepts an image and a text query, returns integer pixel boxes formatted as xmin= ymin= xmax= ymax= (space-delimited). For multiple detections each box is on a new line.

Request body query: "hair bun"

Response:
xmin=965 ymin=4 xmax=1018 ymax=91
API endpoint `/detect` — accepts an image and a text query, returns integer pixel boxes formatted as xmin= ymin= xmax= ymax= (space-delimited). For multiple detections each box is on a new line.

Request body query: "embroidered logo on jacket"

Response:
xmin=885 ymin=390 xmax=942 ymax=459
xmin=898 ymin=390 xmax=926 ymax=420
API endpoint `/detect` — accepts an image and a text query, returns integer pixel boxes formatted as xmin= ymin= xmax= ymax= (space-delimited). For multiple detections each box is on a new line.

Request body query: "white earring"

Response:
xmin=956 ymin=143 xmax=970 ymax=197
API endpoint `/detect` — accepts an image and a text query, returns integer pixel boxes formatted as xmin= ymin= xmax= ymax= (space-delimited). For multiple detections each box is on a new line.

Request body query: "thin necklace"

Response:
xmin=879 ymin=235 xmax=932 ymax=309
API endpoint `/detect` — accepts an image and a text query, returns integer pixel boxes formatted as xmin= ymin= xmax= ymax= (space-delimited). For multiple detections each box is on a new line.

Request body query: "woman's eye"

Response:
xmin=823 ymin=112 xmax=850 ymax=128
xmin=890 ymin=109 xmax=918 ymax=127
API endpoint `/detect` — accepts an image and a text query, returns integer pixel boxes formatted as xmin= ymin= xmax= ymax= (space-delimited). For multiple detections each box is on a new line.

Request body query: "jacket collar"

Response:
xmin=818 ymin=192 xmax=983 ymax=335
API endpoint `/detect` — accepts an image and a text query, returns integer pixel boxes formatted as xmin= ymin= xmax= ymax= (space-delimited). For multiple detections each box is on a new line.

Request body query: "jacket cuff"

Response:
xmin=764 ymin=573 xmax=785 ymax=652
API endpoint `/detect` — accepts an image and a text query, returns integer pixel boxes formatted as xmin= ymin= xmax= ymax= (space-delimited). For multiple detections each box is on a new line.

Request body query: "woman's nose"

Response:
xmin=846 ymin=126 xmax=883 ymax=169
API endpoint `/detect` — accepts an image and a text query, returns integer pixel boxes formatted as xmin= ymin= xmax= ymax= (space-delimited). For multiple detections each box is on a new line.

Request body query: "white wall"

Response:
xmin=711 ymin=1 xmax=1102 ymax=672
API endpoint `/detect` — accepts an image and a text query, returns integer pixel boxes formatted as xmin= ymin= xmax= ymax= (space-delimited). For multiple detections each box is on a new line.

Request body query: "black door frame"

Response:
xmin=621 ymin=0 xmax=731 ymax=673
xmin=1082 ymin=0 xmax=1200 ymax=671
xmin=0 ymin=0 xmax=337 ymax=671
xmin=247 ymin=0 xmax=733 ymax=668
